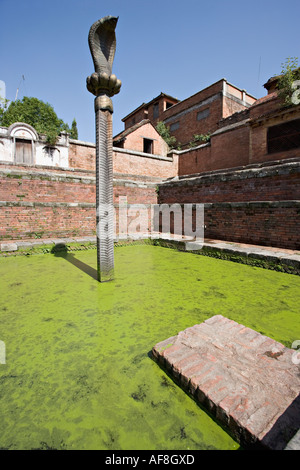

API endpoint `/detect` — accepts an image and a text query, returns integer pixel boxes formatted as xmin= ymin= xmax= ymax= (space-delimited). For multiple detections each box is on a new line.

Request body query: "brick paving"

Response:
xmin=152 ymin=315 xmax=300 ymax=450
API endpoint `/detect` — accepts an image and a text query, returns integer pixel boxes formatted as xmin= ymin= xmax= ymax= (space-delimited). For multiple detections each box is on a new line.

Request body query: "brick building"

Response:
xmin=122 ymin=79 xmax=256 ymax=149
xmin=0 ymin=73 xmax=299 ymax=250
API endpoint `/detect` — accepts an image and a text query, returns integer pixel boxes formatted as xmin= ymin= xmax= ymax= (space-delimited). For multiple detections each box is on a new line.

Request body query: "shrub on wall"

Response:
xmin=277 ymin=57 xmax=300 ymax=107
xmin=156 ymin=121 xmax=177 ymax=149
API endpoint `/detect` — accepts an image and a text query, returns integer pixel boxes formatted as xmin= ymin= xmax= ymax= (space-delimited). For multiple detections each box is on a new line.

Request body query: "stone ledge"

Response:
xmin=152 ymin=315 xmax=300 ymax=450
xmin=1 ymin=236 xmax=299 ymax=276
xmin=160 ymin=159 xmax=300 ymax=186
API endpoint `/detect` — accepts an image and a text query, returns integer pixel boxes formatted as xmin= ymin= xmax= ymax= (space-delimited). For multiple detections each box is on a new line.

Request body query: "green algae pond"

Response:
xmin=0 ymin=244 xmax=299 ymax=450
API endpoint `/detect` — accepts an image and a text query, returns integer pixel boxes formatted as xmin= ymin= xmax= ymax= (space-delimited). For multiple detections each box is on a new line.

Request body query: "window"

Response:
xmin=143 ymin=138 xmax=153 ymax=154
xmin=197 ymin=108 xmax=210 ymax=121
xmin=153 ymin=103 xmax=159 ymax=119
xmin=267 ymin=119 xmax=300 ymax=154
xmin=165 ymin=101 xmax=174 ymax=110
xmin=170 ymin=122 xmax=180 ymax=131
xmin=15 ymin=138 xmax=32 ymax=164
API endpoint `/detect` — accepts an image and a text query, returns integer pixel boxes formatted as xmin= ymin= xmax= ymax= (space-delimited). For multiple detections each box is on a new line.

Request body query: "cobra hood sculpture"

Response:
xmin=87 ymin=16 xmax=122 ymax=99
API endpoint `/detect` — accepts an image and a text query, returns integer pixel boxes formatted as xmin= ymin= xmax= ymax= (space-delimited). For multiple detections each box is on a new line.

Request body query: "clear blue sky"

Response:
xmin=1 ymin=0 xmax=299 ymax=143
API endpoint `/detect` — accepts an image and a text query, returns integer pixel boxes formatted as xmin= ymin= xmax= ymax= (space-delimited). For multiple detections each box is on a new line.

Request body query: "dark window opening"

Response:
xmin=153 ymin=103 xmax=159 ymax=119
xmin=197 ymin=108 xmax=210 ymax=120
xmin=15 ymin=138 xmax=32 ymax=164
xmin=114 ymin=140 xmax=125 ymax=149
xmin=170 ymin=121 xmax=180 ymax=131
xmin=267 ymin=119 xmax=300 ymax=154
xmin=143 ymin=138 xmax=153 ymax=154
xmin=165 ymin=101 xmax=174 ymax=110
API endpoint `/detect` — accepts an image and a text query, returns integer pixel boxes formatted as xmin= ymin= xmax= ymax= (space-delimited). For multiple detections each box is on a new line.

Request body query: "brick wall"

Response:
xmin=156 ymin=201 xmax=299 ymax=251
xmin=250 ymin=121 xmax=300 ymax=165
xmin=158 ymin=160 xmax=300 ymax=250
xmin=204 ymin=201 xmax=300 ymax=250
xmin=69 ymin=139 xmax=178 ymax=179
xmin=159 ymin=160 xmax=300 ymax=203
xmin=0 ymin=202 xmax=96 ymax=240
xmin=0 ymin=163 xmax=158 ymax=241
xmin=174 ymin=93 xmax=300 ymax=177
xmin=162 ymin=97 xmax=223 ymax=148
xmin=177 ymin=124 xmax=250 ymax=176
xmin=113 ymin=149 xmax=178 ymax=179
xmin=69 ymin=141 xmax=95 ymax=171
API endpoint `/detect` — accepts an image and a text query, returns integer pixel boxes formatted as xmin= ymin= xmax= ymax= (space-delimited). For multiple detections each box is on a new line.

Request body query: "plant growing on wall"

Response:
xmin=156 ymin=121 xmax=177 ymax=149
xmin=189 ymin=133 xmax=211 ymax=148
xmin=277 ymin=57 xmax=300 ymax=107
xmin=0 ymin=96 xmax=77 ymax=145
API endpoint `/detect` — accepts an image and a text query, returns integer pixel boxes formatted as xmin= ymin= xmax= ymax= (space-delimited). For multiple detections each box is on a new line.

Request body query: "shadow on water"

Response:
xmin=51 ymin=244 xmax=98 ymax=281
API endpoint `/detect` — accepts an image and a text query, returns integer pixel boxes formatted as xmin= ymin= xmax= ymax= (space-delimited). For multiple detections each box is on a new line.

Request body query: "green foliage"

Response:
xmin=70 ymin=118 xmax=78 ymax=140
xmin=155 ymin=121 xmax=177 ymax=149
xmin=0 ymin=96 xmax=75 ymax=145
xmin=277 ymin=57 xmax=300 ymax=107
xmin=189 ymin=133 xmax=211 ymax=148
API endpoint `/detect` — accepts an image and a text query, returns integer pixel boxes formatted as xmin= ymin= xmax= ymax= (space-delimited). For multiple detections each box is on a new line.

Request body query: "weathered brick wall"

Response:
xmin=69 ymin=140 xmax=178 ymax=179
xmin=162 ymin=97 xmax=223 ymax=148
xmin=161 ymin=160 xmax=300 ymax=203
xmin=250 ymin=123 xmax=300 ymax=165
xmin=176 ymin=122 xmax=250 ymax=176
xmin=204 ymin=201 xmax=300 ymax=250
xmin=113 ymin=149 xmax=178 ymax=179
xmin=69 ymin=141 xmax=95 ymax=171
xmin=156 ymin=201 xmax=300 ymax=251
xmin=177 ymin=145 xmax=212 ymax=176
xmin=0 ymin=163 xmax=158 ymax=241
xmin=174 ymin=94 xmax=300 ymax=177
xmin=0 ymin=202 xmax=96 ymax=240
xmin=158 ymin=160 xmax=300 ymax=250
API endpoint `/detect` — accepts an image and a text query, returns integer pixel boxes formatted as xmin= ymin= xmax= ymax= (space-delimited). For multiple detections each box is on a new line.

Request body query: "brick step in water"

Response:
xmin=152 ymin=315 xmax=300 ymax=450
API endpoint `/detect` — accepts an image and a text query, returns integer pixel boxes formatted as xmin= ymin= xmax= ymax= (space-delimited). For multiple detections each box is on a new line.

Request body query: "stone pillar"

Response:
xmin=86 ymin=16 xmax=121 ymax=282
xmin=95 ymin=96 xmax=114 ymax=281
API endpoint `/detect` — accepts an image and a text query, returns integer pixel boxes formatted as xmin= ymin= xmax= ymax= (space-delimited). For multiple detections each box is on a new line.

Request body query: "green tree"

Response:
xmin=70 ymin=118 xmax=78 ymax=140
xmin=156 ymin=121 xmax=177 ymax=149
xmin=277 ymin=57 xmax=300 ymax=107
xmin=0 ymin=96 xmax=73 ymax=145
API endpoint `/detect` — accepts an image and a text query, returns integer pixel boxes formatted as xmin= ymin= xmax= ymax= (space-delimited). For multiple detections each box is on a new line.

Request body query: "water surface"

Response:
xmin=0 ymin=245 xmax=299 ymax=450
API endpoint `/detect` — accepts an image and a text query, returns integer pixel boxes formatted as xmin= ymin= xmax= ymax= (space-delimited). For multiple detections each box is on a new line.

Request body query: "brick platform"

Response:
xmin=152 ymin=315 xmax=300 ymax=449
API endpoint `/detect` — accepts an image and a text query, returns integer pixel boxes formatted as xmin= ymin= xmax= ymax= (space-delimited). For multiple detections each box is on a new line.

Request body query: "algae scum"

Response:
xmin=0 ymin=245 xmax=299 ymax=450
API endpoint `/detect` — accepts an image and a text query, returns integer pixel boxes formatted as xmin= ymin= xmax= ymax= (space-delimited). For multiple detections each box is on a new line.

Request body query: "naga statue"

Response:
xmin=86 ymin=16 xmax=121 ymax=282
xmin=87 ymin=16 xmax=122 ymax=110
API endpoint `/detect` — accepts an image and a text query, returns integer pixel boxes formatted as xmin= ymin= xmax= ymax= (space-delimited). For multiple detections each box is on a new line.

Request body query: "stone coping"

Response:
xmin=161 ymin=159 xmax=300 ymax=186
xmin=0 ymin=235 xmax=299 ymax=275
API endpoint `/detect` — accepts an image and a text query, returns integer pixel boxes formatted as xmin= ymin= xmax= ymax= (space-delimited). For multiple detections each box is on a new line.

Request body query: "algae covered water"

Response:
xmin=0 ymin=245 xmax=299 ymax=450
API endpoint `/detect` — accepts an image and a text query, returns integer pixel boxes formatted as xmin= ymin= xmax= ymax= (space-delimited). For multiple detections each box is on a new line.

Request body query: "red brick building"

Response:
xmin=122 ymin=79 xmax=256 ymax=149
xmin=0 ymin=74 xmax=299 ymax=250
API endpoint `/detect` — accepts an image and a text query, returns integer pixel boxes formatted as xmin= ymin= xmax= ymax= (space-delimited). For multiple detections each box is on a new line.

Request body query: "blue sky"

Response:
xmin=1 ymin=0 xmax=299 ymax=143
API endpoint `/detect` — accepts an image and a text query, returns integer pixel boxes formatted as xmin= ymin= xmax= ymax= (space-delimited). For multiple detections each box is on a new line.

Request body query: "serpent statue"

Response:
xmin=87 ymin=16 xmax=122 ymax=104
xmin=86 ymin=16 xmax=121 ymax=282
